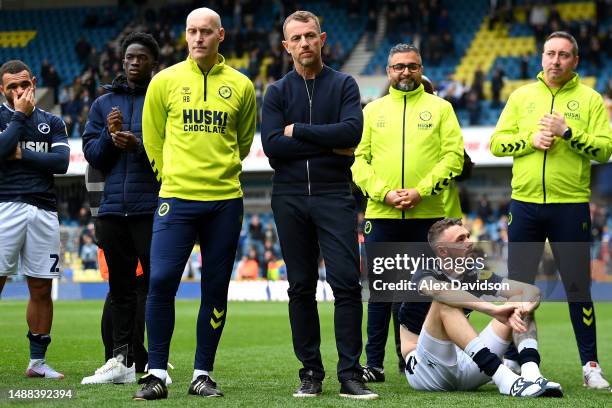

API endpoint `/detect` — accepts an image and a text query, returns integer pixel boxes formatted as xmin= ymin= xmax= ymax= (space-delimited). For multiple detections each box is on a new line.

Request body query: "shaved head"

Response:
xmin=186 ymin=7 xmax=221 ymax=29
xmin=185 ymin=7 xmax=225 ymax=70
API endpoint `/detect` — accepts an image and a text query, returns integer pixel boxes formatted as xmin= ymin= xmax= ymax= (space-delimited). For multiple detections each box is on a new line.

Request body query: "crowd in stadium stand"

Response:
xmin=26 ymin=0 xmax=611 ymax=282
xmin=32 ymin=0 xmax=611 ymax=137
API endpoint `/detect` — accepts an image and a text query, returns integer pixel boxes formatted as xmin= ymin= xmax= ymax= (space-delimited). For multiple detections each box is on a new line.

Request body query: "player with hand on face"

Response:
xmin=0 ymin=60 xmax=70 ymax=379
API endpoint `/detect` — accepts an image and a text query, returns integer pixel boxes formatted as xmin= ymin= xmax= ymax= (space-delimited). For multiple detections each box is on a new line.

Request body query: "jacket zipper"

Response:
xmin=540 ymin=78 xmax=569 ymax=204
xmin=124 ymin=94 xmax=135 ymax=216
xmin=401 ymin=95 xmax=407 ymax=219
xmin=203 ymin=71 xmax=208 ymax=102
xmin=541 ymin=96 xmax=555 ymax=203
xmin=304 ymin=78 xmax=315 ymax=196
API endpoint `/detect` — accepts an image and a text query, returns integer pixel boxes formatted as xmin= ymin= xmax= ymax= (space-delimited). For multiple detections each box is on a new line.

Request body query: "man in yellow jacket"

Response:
xmin=134 ymin=7 xmax=256 ymax=400
xmin=352 ymin=44 xmax=463 ymax=382
xmin=490 ymin=31 xmax=612 ymax=389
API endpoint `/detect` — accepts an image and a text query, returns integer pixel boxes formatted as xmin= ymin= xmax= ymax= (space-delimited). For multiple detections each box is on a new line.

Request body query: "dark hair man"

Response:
xmin=352 ymin=44 xmax=463 ymax=384
xmin=490 ymin=31 xmax=612 ymax=389
xmin=0 ymin=59 xmax=70 ymax=379
xmin=81 ymin=32 xmax=160 ymax=385
xmin=400 ymin=219 xmax=562 ymax=398
xmin=261 ymin=10 xmax=376 ymax=399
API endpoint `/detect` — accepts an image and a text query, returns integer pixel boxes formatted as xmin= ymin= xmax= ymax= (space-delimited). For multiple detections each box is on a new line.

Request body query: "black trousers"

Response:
xmin=272 ymin=193 xmax=363 ymax=382
xmin=101 ymin=275 xmax=148 ymax=372
xmin=364 ymin=218 xmax=440 ymax=370
xmin=95 ymin=215 xmax=153 ymax=367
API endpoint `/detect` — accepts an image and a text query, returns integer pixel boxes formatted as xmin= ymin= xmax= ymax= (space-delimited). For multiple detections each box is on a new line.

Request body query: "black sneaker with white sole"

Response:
xmin=133 ymin=374 xmax=168 ymax=401
xmin=362 ymin=366 xmax=385 ymax=383
xmin=188 ymin=375 xmax=224 ymax=397
xmin=534 ymin=377 xmax=564 ymax=398
xmin=339 ymin=379 xmax=378 ymax=400
xmin=293 ymin=374 xmax=322 ymax=397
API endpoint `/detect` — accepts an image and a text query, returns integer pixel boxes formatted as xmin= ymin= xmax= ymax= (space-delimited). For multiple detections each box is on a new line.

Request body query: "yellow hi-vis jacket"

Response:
xmin=143 ymin=54 xmax=256 ymax=201
xmin=353 ymin=84 xmax=464 ymax=219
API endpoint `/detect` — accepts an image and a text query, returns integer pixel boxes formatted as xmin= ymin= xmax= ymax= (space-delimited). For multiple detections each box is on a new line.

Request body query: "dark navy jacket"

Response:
xmin=261 ymin=65 xmax=363 ymax=195
xmin=82 ymin=75 xmax=159 ymax=216
xmin=0 ymin=104 xmax=70 ymax=211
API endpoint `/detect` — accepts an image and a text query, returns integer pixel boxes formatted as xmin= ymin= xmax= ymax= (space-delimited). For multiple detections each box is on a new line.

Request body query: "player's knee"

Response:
xmin=437 ymin=302 xmax=458 ymax=318
xmin=287 ymin=279 xmax=318 ymax=298
xmin=329 ymin=285 xmax=361 ymax=301
xmin=28 ymin=279 xmax=52 ymax=302
xmin=148 ymin=272 xmax=179 ymax=296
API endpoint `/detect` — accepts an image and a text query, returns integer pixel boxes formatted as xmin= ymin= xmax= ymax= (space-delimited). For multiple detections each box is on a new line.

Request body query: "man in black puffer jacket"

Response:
xmin=81 ymin=32 xmax=160 ymax=384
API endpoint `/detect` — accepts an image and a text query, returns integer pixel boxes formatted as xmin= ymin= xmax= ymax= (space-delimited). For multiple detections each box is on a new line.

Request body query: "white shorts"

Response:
xmin=0 ymin=202 xmax=60 ymax=279
xmin=405 ymin=322 xmax=510 ymax=391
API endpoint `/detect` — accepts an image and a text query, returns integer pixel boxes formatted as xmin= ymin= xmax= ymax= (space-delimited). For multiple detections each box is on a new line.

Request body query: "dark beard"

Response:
xmin=393 ymin=78 xmax=419 ymax=91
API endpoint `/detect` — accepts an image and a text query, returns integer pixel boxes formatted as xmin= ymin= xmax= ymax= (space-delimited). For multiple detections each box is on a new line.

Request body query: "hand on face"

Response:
xmin=14 ymin=86 xmax=35 ymax=116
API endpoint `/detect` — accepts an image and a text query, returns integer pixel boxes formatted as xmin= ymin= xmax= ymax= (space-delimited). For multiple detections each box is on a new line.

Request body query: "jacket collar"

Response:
xmin=388 ymin=83 xmax=424 ymax=100
xmin=103 ymin=74 xmax=149 ymax=95
xmin=289 ymin=64 xmax=331 ymax=80
xmin=537 ymin=70 xmax=579 ymax=91
xmin=187 ymin=53 xmax=226 ymax=75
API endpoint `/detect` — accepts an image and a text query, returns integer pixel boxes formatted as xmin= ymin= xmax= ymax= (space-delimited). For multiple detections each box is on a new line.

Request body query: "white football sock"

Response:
xmin=193 ymin=369 xmax=210 ymax=382
xmin=518 ymin=339 xmax=542 ymax=381
xmin=492 ymin=364 xmax=520 ymax=394
xmin=149 ymin=369 xmax=167 ymax=381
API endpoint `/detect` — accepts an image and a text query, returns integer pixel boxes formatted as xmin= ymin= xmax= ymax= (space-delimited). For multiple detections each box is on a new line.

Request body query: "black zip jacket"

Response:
xmin=261 ymin=65 xmax=363 ymax=195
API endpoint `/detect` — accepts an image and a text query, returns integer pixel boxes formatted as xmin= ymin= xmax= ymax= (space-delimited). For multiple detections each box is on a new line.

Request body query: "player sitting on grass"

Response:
xmin=399 ymin=218 xmax=563 ymax=397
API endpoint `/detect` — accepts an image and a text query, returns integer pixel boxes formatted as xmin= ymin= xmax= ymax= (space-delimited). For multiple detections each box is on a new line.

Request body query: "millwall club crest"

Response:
xmin=419 ymin=111 xmax=432 ymax=121
xmin=38 ymin=122 xmax=50 ymax=134
xmin=567 ymin=100 xmax=579 ymax=111
xmin=219 ymin=86 xmax=232 ymax=99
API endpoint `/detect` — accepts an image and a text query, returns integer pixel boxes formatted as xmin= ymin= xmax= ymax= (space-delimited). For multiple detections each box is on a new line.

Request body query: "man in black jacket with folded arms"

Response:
xmin=261 ymin=10 xmax=377 ymax=400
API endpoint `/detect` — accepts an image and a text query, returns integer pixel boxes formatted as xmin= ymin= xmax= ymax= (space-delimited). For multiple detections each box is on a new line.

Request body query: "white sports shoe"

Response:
xmin=144 ymin=362 xmax=174 ymax=385
xmin=583 ymin=361 xmax=610 ymax=389
xmin=26 ymin=359 xmax=64 ymax=379
xmin=81 ymin=358 xmax=136 ymax=384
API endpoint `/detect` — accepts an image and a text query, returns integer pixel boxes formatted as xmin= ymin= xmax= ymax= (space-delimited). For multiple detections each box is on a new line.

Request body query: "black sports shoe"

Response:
xmin=293 ymin=373 xmax=322 ymax=397
xmin=362 ymin=366 xmax=385 ymax=383
xmin=339 ymin=379 xmax=378 ymax=400
xmin=133 ymin=374 xmax=168 ymax=401
xmin=188 ymin=375 xmax=224 ymax=397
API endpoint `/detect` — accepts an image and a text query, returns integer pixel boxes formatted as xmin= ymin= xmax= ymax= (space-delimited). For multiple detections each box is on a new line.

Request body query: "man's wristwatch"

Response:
xmin=562 ymin=127 xmax=572 ymax=140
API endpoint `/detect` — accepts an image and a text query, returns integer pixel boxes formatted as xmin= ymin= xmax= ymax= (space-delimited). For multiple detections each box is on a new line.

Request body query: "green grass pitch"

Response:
xmin=0 ymin=301 xmax=610 ymax=407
